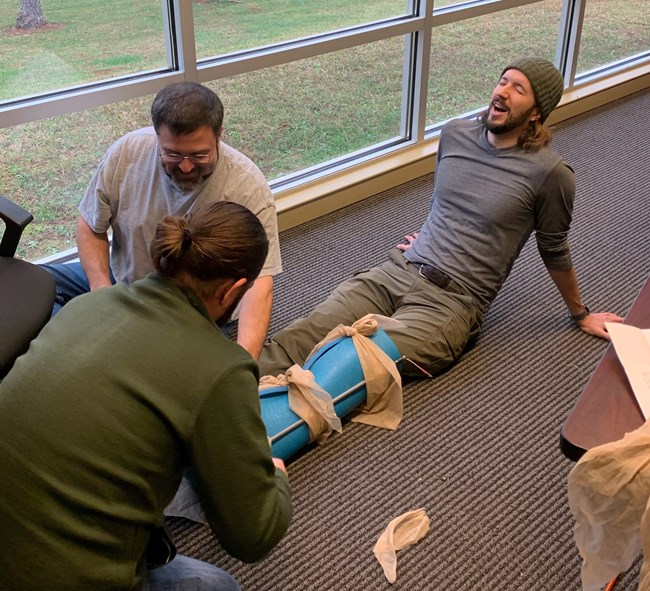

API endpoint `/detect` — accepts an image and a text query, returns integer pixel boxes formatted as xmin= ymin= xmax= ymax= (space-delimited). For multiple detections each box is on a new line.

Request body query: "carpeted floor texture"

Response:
xmin=168 ymin=88 xmax=650 ymax=591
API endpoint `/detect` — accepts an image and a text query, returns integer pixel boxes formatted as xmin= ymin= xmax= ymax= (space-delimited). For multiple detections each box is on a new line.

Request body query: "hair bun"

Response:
xmin=182 ymin=228 xmax=192 ymax=250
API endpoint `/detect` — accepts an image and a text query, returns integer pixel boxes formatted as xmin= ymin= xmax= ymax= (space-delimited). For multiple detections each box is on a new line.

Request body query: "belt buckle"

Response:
xmin=418 ymin=264 xmax=451 ymax=290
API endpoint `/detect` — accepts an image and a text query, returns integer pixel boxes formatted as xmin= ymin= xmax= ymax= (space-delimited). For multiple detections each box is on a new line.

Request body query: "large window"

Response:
xmin=0 ymin=95 xmax=152 ymax=256
xmin=0 ymin=0 xmax=169 ymax=101
xmin=193 ymin=0 xmax=411 ymax=58
xmin=1 ymin=0 xmax=648 ymax=262
xmin=576 ymin=0 xmax=649 ymax=76
xmin=212 ymin=37 xmax=407 ymax=181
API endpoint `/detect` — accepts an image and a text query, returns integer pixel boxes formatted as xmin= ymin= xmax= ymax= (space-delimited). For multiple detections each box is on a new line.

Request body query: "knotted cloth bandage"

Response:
xmin=259 ymin=313 xmax=404 ymax=447
xmin=260 ymin=366 xmax=342 ymax=445
xmin=304 ymin=313 xmax=403 ymax=430
xmin=568 ymin=420 xmax=650 ymax=591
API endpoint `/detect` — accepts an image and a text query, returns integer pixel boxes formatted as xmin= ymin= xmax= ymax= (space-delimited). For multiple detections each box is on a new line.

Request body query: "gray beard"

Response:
xmin=162 ymin=164 xmax=215 ymax=193
xmin=167 ymin=172 xmax=208 ymax=193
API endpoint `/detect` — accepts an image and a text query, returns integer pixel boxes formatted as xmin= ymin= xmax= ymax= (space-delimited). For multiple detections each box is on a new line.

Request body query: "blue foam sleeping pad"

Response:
xmin=260 ymin=328 xmax=401 ymax=460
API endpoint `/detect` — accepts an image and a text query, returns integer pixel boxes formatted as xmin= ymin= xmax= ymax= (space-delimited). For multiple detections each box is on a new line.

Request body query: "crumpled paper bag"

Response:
xmin=373 ymin=508 xmax=430 ymax=583
xmin=568 ymin=420 xmax=650 ymax=591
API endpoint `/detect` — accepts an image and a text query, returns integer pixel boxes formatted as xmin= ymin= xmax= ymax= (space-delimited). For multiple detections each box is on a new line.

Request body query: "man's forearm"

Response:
xmin=547 ymin=266 xmax=624 ymax=340
xmin=547 ymin=267 xmax=585 ymax=315
xmin=237 ymin=275 xmax=273 ymax=360
xmin=76 ymin=216 xmax=112 ymax=291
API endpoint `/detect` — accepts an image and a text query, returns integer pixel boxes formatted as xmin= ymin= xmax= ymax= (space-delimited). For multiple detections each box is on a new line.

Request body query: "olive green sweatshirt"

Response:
xmin=0 ymin=273 xmax=291 ymax=591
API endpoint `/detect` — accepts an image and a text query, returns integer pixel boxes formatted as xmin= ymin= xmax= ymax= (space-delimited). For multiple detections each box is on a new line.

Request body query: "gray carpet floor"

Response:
xmin=168 ymin=87 xmax=650 ymax=591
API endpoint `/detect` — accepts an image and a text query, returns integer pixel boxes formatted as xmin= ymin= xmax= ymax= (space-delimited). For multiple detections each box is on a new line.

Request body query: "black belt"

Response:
xmin=416 ymin=263 xmax=464 ymax=296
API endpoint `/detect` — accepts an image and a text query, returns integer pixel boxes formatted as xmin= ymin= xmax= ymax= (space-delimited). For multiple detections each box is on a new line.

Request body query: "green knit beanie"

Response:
xmin=501 ymin=57 xmax=564 ymax=123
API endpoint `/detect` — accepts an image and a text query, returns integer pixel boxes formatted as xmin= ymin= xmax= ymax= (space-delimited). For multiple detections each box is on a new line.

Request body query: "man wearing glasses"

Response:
xmin=44 ymin=82 xmax=281 ymax=359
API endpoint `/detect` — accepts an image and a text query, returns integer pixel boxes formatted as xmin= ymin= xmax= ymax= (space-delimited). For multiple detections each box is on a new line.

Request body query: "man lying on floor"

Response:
xmin=165 ymin=58 xmax=627 ymax=528
xmin=258 ymin=57 xmax=622 ymax=380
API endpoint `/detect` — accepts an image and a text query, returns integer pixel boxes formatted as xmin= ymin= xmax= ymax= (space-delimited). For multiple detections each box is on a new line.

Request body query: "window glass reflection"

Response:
xmin=0 ymin=96 xmax=151 ymax=261
xmin=577 ymin=0 xmax=650 ymax=75
xmin=208 ymin=38 xmax=406 ymax=180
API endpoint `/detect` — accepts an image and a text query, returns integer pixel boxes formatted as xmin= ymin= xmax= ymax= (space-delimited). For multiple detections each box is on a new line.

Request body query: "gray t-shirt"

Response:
xmin=79 ymin=126 xmax=282 ymax=284
xmin=404 ymin=118 xmax=575 ymax=312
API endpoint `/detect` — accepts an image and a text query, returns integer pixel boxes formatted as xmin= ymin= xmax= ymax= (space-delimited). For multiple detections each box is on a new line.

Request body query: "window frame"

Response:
xmin=1 ymin=0 xmax=648 ymax=230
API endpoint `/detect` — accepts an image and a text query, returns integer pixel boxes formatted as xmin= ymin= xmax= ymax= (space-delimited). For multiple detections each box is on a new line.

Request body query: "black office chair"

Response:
xmin=0 ymin=195 xmax=56 ymax=378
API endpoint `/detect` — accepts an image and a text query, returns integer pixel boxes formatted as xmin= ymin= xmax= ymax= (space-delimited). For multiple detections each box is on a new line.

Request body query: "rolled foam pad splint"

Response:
xmin=260 ymin=327 xmax=401 ymax=461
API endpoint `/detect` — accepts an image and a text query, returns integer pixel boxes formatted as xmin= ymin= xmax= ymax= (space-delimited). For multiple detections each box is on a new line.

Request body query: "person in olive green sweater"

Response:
xmin=0 ymin=201 xmax=292 ymax=591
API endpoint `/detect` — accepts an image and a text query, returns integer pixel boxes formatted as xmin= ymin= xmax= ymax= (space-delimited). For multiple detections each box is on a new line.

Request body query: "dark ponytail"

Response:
xmin=150 ymin=201 xmax=269 ymax=295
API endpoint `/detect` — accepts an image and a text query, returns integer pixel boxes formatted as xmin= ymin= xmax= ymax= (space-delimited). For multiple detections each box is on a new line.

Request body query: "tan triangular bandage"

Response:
xmin=260 ymin=365 xmax=342 ymax=445
xmin=305 ymin=313 xmax=403 ymax=429
xmin=373 ymin=508 xmax=431 ymax=584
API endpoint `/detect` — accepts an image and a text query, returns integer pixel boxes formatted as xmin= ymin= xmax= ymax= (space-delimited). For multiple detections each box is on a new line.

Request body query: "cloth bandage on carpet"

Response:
xmin=373 ymin=508 xmax=431 ymax=584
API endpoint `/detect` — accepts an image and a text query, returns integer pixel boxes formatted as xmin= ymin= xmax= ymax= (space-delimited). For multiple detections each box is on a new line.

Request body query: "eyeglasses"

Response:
xmin=158 ymin=150 xmax=214 ymax=165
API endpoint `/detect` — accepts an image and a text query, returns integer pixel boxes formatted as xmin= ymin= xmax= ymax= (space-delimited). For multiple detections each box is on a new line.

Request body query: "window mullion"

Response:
xmin=171 ymin=0 xmax=198 ymax=80
xmin=404 ymin=0 xmax=434 ymax=142
xmin=556 ymin=0 xmax=586 ymax=88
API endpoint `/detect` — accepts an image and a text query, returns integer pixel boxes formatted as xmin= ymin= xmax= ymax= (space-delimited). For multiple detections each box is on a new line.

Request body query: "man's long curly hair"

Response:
xmin=478 ymin=109 xmax=553 ymax=151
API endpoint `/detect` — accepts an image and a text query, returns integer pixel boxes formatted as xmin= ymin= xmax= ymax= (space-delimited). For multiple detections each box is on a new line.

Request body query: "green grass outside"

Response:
xmin=0 ymin=0 xmax=647 ymax=260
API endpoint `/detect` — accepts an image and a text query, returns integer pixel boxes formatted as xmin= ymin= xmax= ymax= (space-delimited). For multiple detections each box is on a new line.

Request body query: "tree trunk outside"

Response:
xmin=16 ymin=0 xmax=46 ymax=30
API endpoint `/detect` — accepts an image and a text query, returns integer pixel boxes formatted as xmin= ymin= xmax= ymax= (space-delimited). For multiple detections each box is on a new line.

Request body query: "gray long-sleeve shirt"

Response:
xmin=404 ymin=118 xmax=575 ymax=312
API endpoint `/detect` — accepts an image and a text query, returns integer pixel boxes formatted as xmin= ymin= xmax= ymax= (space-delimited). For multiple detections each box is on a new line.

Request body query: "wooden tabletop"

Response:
xmin=560 ymin=276 xmax=650 ymax=461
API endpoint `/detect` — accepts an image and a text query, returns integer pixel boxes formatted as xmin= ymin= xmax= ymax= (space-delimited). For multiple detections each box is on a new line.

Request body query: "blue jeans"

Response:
xmin=42 ymin=262 xmax=236 ymax=337
xmin=141 ymin=555 xmax=240 ymax=591
xmin=41 ymin=261 xmax=115 ymax=316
